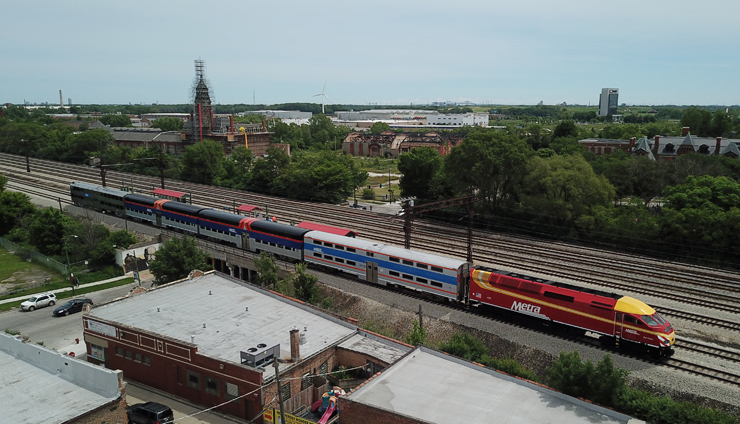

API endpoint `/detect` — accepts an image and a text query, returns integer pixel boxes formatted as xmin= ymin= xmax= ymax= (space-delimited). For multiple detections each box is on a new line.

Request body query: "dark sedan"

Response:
xmin=52 ymin=298 xmax=93 ymax=316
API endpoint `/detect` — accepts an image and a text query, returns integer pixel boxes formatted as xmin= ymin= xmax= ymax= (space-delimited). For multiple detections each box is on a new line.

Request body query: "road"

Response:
xmin=0 ymin=281 xmax=245 ymax=423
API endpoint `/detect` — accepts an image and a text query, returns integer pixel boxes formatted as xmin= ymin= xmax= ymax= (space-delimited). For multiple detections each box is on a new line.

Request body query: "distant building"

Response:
xmin=339 ymin=346 xmax=641 ymax=424
xmin=1 ymin=333 xmax=127 ymax=424
xmin=83 ymin=271 xmax=410 ymax=422
xmin=630 ymin=127 xmax=740 ymax=161
xmin=342 ymin=131 xmax=462 ymax=158
xmin=335 ymin=110 xmax=488 ymax=128
xmin=599 ymin=88 xmax=619 ymax=116
xmin=579 ymin=138 xmax=632 ymax=155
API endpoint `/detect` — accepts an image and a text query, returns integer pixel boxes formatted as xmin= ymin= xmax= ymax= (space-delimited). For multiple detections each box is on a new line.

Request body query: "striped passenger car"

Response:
xmin=304 ymin=232 xmax=469 ymax=302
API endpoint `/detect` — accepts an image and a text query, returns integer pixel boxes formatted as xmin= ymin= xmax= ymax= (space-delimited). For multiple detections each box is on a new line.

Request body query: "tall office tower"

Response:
xmin=598 ymin=88 xmax=619 ymax=116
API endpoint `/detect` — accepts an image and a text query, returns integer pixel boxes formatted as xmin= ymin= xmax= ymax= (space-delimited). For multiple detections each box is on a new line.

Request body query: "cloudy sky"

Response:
xmin=2 ymin=0 xmax=738 ymax=106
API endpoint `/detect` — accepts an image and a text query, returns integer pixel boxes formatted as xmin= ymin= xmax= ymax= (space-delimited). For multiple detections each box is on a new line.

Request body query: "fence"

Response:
xmin=0 ymin=237 xmax=86 ymax=277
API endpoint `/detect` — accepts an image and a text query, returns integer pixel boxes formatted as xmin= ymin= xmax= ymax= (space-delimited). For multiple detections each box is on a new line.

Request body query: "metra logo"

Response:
xmin=511 ymin=301 xmax=541 ymax=314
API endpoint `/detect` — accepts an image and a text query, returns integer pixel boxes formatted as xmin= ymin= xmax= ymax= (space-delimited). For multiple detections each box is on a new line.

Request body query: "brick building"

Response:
xmin=83 ymin=271 xmax=409 ymax=423
xmin=341 ymin=131 xmax=462 ymax=158
xmin=1 ymin=333 xmax=127 ymax=424
xmin=630 ymin=127 xmax=740 ymax=162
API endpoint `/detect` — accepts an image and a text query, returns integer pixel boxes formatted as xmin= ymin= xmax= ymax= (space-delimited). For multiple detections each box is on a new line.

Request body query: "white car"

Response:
xmin=20 ymin=292 xmax=57 ymax=311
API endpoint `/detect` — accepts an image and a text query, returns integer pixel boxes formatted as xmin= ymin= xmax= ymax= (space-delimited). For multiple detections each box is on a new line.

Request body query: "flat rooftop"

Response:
xmin=0 ymin=334 xmax=122 ymax=424
xmin=88 ymin=272 xmax=359 ymax=370
xmin=347 ymin=347 xmax=639 ymax=424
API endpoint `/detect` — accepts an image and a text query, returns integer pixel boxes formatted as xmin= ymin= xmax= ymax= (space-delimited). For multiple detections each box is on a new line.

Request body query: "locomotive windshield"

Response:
xmin=642 ymin=313 xmax=666 ymax=326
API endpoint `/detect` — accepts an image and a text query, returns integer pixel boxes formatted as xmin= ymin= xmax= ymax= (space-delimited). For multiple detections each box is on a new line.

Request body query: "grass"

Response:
xmin=0 ymin=248 xmax=53 ymax=282
xmin=0 ymin=277 xmax=135 ymax=312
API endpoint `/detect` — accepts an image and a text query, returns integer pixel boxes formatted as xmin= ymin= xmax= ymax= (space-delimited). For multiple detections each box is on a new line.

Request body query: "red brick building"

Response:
xmin=342 ymin=131 xmax=462 ymax=158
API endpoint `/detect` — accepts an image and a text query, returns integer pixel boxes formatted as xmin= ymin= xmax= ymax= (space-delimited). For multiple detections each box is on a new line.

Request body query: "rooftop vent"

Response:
xmin=240 ymin=342 xmax=280 ymax=368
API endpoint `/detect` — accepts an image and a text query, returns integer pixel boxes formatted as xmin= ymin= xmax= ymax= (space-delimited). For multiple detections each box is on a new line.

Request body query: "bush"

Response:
xmin=362 ymin=188 xmax=375 ymax=200
xmin=480 ymin=355 xmax=538 ymax=382
xmin=438 ymin=333 xmax=488 ymax=361
xmin=6 ymin=228 xmax=29 ymax=243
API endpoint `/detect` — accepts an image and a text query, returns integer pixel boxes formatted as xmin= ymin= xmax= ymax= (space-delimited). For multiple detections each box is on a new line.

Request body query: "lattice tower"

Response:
xmin=191 ymin=59 xmax=214 ymax=141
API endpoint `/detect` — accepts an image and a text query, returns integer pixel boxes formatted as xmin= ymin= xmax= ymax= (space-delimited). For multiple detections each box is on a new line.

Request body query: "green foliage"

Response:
xmin=362 ymin=188 xmax=375 ymax=200
xmin=180 ymin=139 xmax=224 ymax=184
xmin=291 ymin=262 xmax=319 ymax=302
xmin=369 ymin=122 xmax=391 ymax=134
xmin=270 ymin=151 xmax=367 ymax=203
xmin=98 ymin=114 xmax=131 ymax=127
xmin=108 ymin=230 xmax=137 ymax=250
xmin=616 ymin=389 xmax=738 ymax=424
xmin=215 ymin=146 xmax=252 ymax=189
xmin=546 ymin=351 xmax=594 ymax=399
xmin=479 ymin=355 xmax=539 ymax=382
xmin=148 ymin=236 xmax=210 ymax=285
xmin=552 ymin=120 xmax=579 ymax=138
xmin=29 ymin=208 xmax=68 ymax=255
xmin=150 ymin=116 xmax=184 ymax=132
xmin=253 ymin=251 xmax=279 ymax=289
xmin=398 ymin=147 xmax=443 ymax=201
xmin=0 ymin=190 xmax=35 ymax=236
xmin=438 ymin=333 xmax=488 ymax=361
xmin=249 ymin=146 xmax=291 ymax=193
xmin=404 ymin=319 xmax=427 ymax=346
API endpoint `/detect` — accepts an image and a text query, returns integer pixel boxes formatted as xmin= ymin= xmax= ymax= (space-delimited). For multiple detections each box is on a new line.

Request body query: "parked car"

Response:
xmin=126 ymin=402 xmax=174 ymax=424
xmin=52 ymin=298 xmax=93 ymax=316
xmin=349 ymin=203 xmax=366 ymax=210
xmin=20 ymin=293 xmax=57 ymax=311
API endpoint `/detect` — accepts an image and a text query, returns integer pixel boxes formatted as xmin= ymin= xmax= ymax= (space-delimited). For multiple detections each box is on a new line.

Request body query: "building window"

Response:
xmin=280 ymin=382 xmax=292 ymax=401
xmin=143 ymin=356 xmax=151 ymax=366
xmin=225 ymin=382 xmax=239 ymax=400
xmin=125 ymin=350 xmax=132 ymax=360
xmin=301 ymin=372 xmax=312 ymax=391
xmin=319 ymin=361 xmax=328 ymax=376
xmin=187 ymin=370 xmax=200 ymax=389
xmin=115 ymin=347 xmax=123 ymax=357
xmin=90 ymin=344 xmax=105 ymax=361
xmin=206 ymin=377 xmax=219 ymax=396
xmin=134 ymin=353 xmax=142 ymax=363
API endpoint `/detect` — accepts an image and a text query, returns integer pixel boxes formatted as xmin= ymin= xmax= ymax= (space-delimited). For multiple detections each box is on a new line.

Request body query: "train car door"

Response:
xmin=365 ymin=262 xmax=378 ymax=284
xmin=156 ymin=212 xmax=162 ymax=227
xmin=615 ymin=313 xmax=623 ymax=347
xmin=240 ymin=234 xmax=250 ymax=251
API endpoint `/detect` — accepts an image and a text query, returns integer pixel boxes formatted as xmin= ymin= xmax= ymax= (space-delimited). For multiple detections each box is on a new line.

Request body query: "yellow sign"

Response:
xmin=263 ymin=409 xmax=315 ymax=424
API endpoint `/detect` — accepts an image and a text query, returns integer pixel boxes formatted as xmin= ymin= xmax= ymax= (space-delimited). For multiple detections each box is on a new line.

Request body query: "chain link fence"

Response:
xmin=0 ymin=237 xmax=86 ymax=277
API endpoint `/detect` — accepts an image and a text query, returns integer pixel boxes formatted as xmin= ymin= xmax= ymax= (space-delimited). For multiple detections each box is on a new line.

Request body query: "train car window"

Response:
xmin=336 ymin=258 xmax=345 ymax=263
xmin=402 ymin=274 xmax=413 ymax=280
xmin=543 ymin=292 xmax=574 ymax=302
xmin=390 ymin=257 xmax=400 ymax=263
xmin=417 ymin=277 xmax=428 ymax=284
xmin=416 ymin=263 xmax=428 ymax=269
xmin=324 ymin=255 xmax=333 ymax=260
xmin=641 ymin=315 xmax=659 ymax=326
xmin=347 ymin=247 xmax=356 ymax=253
xmin=616 ymin=313 xmax=622 ymax=321
xmin=347 ymin=260 xmax=356 ymax=266
xmin=653 ymin=313 xmax=666 ymax=325
xmin=623 ymin=315 xmax=637 ymax=325
xmin=366 ymin=252 xmax=374 ymax=257
xmin=270 ymin=242 xmax=276 ymax=247
xmin=312 ymin=240 xmax=321 ymax=245
xmin=430 ymin=281 xmax=443 ymax=288
xmin=389 ymin=271 xmax=400 ymax=277
xmin=336 ymin=245 xmax=344 ymax=251
xmin=431 ymin=266 xmax=443 ymax=273
xmin=313 ymin=252 xmax=321 ymax=257
xmin=402 ymin=260 xmax=413 ymax=265
xmin=325 ymin=243 xmax=333 ymax=248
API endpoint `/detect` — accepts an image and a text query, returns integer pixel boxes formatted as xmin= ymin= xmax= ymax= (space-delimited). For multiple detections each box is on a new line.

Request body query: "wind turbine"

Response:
xmin=313 ymin=82 xmax=330 ymax=115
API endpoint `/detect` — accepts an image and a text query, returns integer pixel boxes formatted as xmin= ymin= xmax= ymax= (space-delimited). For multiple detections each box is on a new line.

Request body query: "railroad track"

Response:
xmin=3 ymin=153 xmax=740 ymax=316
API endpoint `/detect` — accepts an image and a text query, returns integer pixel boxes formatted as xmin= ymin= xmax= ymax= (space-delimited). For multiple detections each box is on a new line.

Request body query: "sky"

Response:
xmin=2 ymin=0 xmax=739 ymax=107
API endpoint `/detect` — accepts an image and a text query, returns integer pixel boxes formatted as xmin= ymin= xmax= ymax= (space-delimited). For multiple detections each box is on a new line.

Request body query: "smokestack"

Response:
xmin=290 ymin=327 xmax=300 ymax=362
xmin=653 ymin=135 xmax=660 ymax=157
xmin=629 ymin=137 xmax=636 ymax=152
xmin=715 ymin=137 xmax=722 ymax=155
xmin=59 ymin=90 xmax=63 ymax=108
xmin=682 ymin=127 xmax=690 ymax=136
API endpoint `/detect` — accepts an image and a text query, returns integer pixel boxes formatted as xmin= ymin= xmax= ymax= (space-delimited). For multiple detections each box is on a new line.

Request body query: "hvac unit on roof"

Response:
xmin=240 ymin=342 xmax=280 ymax=368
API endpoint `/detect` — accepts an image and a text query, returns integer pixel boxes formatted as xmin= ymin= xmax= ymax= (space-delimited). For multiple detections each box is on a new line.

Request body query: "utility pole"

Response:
xmin=417 ymin=304 xmax=423 ymax=334
xmin=273 ymin=360 xmax=287 ymax=424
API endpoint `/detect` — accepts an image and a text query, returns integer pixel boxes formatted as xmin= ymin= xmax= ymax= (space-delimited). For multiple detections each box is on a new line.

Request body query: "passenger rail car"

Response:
xmin=71 ymin=182 xmax=675 ymax=357
xmin=471 ymin=267 xmax=675 ymax=356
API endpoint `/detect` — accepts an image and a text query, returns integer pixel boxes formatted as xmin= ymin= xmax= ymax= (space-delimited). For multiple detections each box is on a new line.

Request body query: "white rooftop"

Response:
xmin=0 ymin=334 xmax=123 ymax=424
xmin=347 ymin=347 xmax=640 ymax=424
xmin=87 ymin=272 xmax=358 ymax=370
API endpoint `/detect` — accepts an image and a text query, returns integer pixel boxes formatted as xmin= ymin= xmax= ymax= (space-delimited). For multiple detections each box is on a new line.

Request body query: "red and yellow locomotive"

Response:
xmin=470 ymin=267 xmax=675 ymax=357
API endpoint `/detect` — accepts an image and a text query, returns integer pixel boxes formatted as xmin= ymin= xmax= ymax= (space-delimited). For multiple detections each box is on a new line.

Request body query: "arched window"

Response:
xmin=664 ymin=143 xmax=675 ymax=153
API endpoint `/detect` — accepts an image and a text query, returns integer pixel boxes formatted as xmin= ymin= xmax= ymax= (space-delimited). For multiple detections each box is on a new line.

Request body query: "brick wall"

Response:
xmin=70 ymin=395 xmax=127 ymax=424
xmin=338 ymin=398 xmax=421 ymax=424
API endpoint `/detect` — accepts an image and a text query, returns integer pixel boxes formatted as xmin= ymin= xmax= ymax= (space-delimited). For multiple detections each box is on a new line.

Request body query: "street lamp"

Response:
xmin=64 ymin=235 xmax=78 ymax=281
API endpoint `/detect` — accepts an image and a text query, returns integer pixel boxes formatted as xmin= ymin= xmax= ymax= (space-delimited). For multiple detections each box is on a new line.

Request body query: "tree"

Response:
xmin=29 ymin=207 xmax=68 ymax=255
xmin=0 ymin=176 xmax=35 ymax=236
xmin=552 ymin=120 xmax=579 ymax=139
xmin=148 ymin=236 xmax=210 ymax=285
xmin=291 ymin=262 xmax=319 ymax=302
xmin=99 ymin=114 xmax=131 ymax=127
xmin=249 ymin=146 xmax=291 ymax=193
xmin=215 ymin=146 xmax=252 ymax=189
xmin=546 ymin=351 xmax=594 ymax=399
xmin=369 ymin=122 xmax=391 ymax=134
xmin=404 ymin=319 xmax=427 ymax=346
xmin=151 ymin=116 xmax=185 ymax=132
xmin=679 ymin=107 xmax=712 ymax=136
xmin=445 ymin=128 xmax=533 ymax=212
xmin=398 ymin=147 xmax=443 ymax=201
xmin=180 ymin=139 xmax=224 ymax=184
xmin=253 ymin=251 xmax=279 ymax=289
xmin=63 ymin=129 xmax=114 ymax=164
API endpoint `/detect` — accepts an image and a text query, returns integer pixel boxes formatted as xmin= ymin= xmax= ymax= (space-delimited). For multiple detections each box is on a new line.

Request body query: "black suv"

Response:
xmin=126 ymin=402 xmax=174 ymax=424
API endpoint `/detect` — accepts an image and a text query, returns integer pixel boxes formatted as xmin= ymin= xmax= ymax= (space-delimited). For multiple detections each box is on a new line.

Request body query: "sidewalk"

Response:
xmin=0 ymin=275 xmax=131 ymax=305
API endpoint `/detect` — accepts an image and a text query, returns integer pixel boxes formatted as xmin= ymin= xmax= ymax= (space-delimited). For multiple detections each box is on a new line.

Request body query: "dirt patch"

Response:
xmin=0 ymin=268 xmax=57 ymax=296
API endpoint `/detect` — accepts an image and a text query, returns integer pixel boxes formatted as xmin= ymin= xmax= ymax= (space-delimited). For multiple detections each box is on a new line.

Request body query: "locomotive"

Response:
xmin=70 ymin=182 xmax=676 ymax=357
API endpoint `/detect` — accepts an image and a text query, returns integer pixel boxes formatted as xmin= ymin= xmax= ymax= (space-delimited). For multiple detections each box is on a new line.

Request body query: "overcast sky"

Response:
xmin=2 ymin=0 xmax=738 ymax=107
